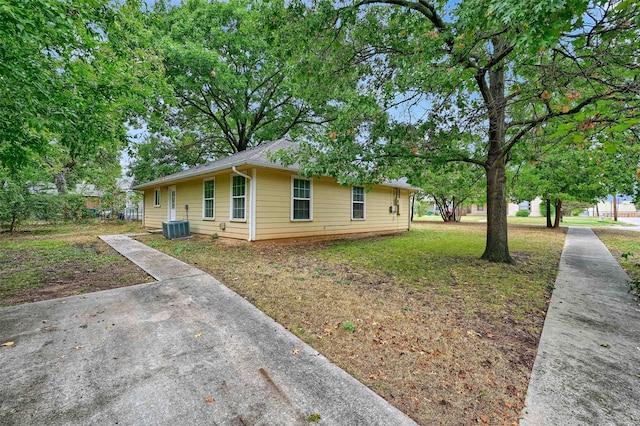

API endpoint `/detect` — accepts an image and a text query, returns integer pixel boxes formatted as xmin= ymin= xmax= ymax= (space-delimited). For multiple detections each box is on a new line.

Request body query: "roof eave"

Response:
xmin=131 ymin=160 xmax=299 ymax=190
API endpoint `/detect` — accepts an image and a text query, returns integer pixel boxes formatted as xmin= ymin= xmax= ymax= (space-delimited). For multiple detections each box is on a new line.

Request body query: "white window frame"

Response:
xmin=154 ymin=189 xmax=161 ymax=207
xmin=351 ymin=186 xmax=366 ymax=220
xmin=230 ymin=175 xmax=247 ymax=222
xmin=291 ymin=176 xmax=313 ymax=221
xmin=202 ymin=178 xmax=215 ymax=220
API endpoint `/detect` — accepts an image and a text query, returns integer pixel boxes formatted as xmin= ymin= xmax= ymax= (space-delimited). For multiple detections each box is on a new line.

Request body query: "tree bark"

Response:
xmin=546 ymin=198 xmax=553 ymax=228
xmin=479 ymin=48 xmax=513 ymax=264
xmin=553 ymin=198 xmax=562 ymax=228
xmin=613 ymin=193 xmax=618 ymax=221
xmin=482 ymin=161 xmax=513 ymax=263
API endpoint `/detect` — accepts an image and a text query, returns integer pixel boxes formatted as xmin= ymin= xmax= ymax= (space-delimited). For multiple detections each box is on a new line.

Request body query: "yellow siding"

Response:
xmin=141 ymin=172 xmax=250 ymax=240
xmin=141 ymin=167 xmax=412 ymax=241
xmin=143 ymin=188 xmax=166 ymax=229
xmin=254 ymin=169 xmax=411 ymax=240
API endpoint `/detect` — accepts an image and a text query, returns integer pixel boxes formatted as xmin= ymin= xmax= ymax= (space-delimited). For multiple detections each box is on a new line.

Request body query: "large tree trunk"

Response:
xmin=479 ymin=51 xmax=513 ymax=264
xmin=482 ymin=161 xmax=513 ymax=263
xmin=546 ymin=198 xmax=553 ymax=228
xmin=553 ymin=198 xmax=562 ymax=228
xmin=53 ymin=172 xmax=68 ymax=194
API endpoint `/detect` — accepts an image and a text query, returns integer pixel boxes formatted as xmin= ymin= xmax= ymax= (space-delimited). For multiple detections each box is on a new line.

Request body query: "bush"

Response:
xmin=516 ymin=210 xmax=530 ymax=217
xmin=60 ymin=194 xmax=93 ymax=221
xmin=33 ymin=194 xmax=64 ymax=223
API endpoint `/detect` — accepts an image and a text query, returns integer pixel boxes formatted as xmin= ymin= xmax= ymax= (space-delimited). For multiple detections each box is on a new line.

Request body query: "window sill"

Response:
xmin=203 ymin=217 xmax=216 ymax=221
xmin=230 ymin=219 xmax=247 ymax=223
xmin=291 ymin=219 xmax=313 ymax=222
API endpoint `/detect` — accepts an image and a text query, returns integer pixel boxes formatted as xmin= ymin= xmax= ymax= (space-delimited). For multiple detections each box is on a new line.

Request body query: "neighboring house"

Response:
xmin=469 ymin=198 xmax=544 ymax=217
xmin=591 ymin=196 xmax=638 ymax=217
xmin=29 ymin=181 xmax=104 ymax=209
xmin=73 ymin=182 xmax=104 ymax=209
xmin=132 ymin=139 xmax=418 ymax=241
xmin=466 ymin=204 xmax=486 ymax=216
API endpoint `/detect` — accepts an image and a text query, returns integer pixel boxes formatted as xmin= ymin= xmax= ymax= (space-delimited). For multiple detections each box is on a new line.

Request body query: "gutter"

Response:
xmin=232 ymin=166 xmax=256 ymax=242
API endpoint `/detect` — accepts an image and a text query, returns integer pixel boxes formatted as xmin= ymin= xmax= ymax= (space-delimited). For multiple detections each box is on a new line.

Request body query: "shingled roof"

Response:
xmin=132 ymin=139 xmax=417 ymax=191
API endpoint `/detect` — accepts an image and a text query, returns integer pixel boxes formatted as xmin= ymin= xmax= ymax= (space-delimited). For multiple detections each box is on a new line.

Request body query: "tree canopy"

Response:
xmin=277 ymin=0 xmax=640 ymax=263
xmin=1 ymin=0 xmax=166 ymax=194
xmin=128 ymin=0 xmax=341 ymax=184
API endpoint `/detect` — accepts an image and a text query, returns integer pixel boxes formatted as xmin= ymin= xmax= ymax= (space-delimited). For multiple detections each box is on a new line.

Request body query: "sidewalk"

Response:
xmin=521 ymin=227 xmax=640 ymax=425
xmin=0 ymin=235 xmax=416 ymax=425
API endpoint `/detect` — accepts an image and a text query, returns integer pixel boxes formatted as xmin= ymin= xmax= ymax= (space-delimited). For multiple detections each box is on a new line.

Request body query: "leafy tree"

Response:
xmin=1 ymin=0 xmax=166 ymax=195
xmin=129 ymin=0 xmax=337 ymax=184
xmin=282 ymin=0 xmax=640 ymax=263
xmin=0 ymin=177 xmax=33 ymax=232
xmin=511 ymin=131 xmax=640 ymax=227
xmin=412 ymin=163 xmax=485 ymax=222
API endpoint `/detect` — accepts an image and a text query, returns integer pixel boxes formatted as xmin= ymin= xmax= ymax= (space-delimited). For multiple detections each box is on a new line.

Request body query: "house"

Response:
xmin=132 ymin=139 xmax=418 ymax=241
xmin=469 ymin=198 xmax=544 ymax=217
xmin=73 ymin=182 xmax=104 ymax=209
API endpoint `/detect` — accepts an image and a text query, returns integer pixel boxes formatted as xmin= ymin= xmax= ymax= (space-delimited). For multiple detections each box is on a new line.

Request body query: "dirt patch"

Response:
xmin=0 ymin=222 xmax=154 ymax=306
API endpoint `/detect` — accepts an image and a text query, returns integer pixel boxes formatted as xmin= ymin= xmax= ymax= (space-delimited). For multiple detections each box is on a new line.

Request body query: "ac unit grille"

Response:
xmin=162 ymin=220 xmax=190 ymax=239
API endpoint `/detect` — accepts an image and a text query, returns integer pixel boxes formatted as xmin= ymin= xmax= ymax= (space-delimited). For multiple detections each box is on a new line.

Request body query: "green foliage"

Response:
xmin=306 ymin=413 xmax=322 ymax=423
xmin=516 ymin=210 xmax=530 ymax=217
xmin=0 ymin=178 xmax=33 ymax=232
xmin=129 ymin=0 xmax=335 ymax=184
xmin=278 ymin=0 xmax=640 ymax=262
xmin=32 ymin=194 xmax=64 ymax=223
xmin=340 ymin=322 xmax=356 ymax=332
xmin=412 ymin=163 xmax=485 ymax=222
xmin=2 ymin=0 xmax=167 ymax=191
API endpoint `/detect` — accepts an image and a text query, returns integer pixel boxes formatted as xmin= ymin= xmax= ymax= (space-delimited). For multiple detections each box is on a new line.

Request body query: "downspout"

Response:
xmin=250 ymin=168 xmax=256 ymax=241
xmin=232 ymin=166 xmax=255 ymax=242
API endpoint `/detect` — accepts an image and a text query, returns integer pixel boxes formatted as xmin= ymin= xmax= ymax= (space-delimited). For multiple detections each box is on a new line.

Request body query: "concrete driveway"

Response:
xmin=0 ymin=235 xmax=416 ymax=426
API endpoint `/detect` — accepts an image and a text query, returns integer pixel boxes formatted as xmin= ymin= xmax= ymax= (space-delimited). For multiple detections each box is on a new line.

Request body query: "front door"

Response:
xmin=168 ymin=185 xmax=176 ymax=221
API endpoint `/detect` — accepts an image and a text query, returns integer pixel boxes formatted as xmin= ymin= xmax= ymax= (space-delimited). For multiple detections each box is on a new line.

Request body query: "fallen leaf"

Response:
xmin=1 ymin=341 xmax=15 ymax=347
xmin=195 ymin=333 xmax=202 ymax=338
xmin=478 ymin=414 xmax=489 ymax=424
xmin=204 ymin=396 xmax=214 ymax=403
xmin=292 ymin=348 xmax=300 ymax=355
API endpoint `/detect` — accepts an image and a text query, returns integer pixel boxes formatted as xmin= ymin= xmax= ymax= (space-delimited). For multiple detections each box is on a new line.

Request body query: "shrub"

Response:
xmin=516 ymin=210 xmax=530 ymax=217
xmin=33 ymin=194 xmax=64 ymax=223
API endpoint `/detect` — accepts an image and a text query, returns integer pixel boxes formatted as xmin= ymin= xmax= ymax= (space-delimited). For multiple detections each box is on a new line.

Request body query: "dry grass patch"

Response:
xmin=136 ymin=222 xmax=565 ymax=425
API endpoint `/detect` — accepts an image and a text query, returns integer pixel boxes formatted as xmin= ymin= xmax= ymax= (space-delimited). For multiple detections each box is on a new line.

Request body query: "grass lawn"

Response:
xmin=135 ymin=221 xmax=567 ymax=425
xmin=594 ymin=228 xmax=640 ymax=285
xmin=415 ymin=214 xmax=627 ymax=228
xmin=4 ymin=219 xmax=636 ymax=425
xmin=0 ymin=220 xmax=153 ymax=306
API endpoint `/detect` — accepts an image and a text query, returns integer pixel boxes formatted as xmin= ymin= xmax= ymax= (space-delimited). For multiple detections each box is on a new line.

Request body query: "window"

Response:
xmin=291 ymin=177 xmax=312 ymax=220
xmin=231 ymin=175 xmax=246 ymax=221
xmin=352 ymin=186 xmax=365 ymax=220
xmin=203 ymin=179 xmax=215 ymax=220
xmin=154 ymin=189 xmax=161 ymax=207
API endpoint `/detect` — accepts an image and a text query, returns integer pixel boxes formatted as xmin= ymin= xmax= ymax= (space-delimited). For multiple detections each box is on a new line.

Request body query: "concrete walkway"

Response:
xmin=0 ymin=235 xmax=416 ymax=426
xmin=521 ymin=227 xmax=640 ymax=425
